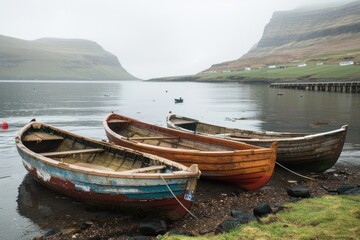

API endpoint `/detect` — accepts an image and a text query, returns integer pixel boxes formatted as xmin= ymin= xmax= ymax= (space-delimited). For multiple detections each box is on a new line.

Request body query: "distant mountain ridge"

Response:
xmin=206 ymin=0 xmax=360 ymax=72
xmin=0 ymin=35 xmax=137 ymax=80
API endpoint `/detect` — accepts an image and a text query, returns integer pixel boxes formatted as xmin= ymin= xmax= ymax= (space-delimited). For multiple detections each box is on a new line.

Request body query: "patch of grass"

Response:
xmin=162 ymin=195 xmax=360 ymax=240
xmin=197 ymin=65 xmax=360 ymax=81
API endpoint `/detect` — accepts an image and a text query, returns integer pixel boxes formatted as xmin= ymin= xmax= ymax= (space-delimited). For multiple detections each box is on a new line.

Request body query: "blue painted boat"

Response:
xmin=15 ymin=121 xmax=200 ymax=220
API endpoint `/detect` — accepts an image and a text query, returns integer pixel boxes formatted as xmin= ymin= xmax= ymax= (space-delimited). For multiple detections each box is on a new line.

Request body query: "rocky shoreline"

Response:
xmin=42 ymin=161 xmax=360 ymax=240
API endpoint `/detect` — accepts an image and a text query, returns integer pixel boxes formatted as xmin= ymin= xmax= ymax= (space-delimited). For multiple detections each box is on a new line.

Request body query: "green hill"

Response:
xmin=0 ymin=35 xmax=138 ymax=80
xmin=199 ymin=0 xmax=360 ymax=81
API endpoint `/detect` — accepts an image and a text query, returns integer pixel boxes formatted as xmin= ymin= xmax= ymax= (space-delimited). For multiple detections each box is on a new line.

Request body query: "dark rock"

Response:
xmin=321 ymin=185 xmax=337 ymax=194
xmin=139 ymin=220 xmax=167 ymax=236
xmin=253 ymin=203 xmax=273 ymax=218
xmin=337 ymin=184 xmax=356 ymax=195
xmin=273 ymin=205 xmax=286 ymax=214
xmin=199 ymin=229 xmax=211 ymax=235
xmin=221 ymin=210 xmax=256 ymax=233
xmin=42 ymin=228 xmax=62 ymax=239
xmin=342 ymin=187 xmax=360 ymax=195
xmin=215 ymin=215 xmax=255 ymax=234
xmin=286 ymin=187 xmax=311 ymax=198
xmin=230 ymin=210 xmax=256 ymax=222
xmin=80 ymin=221 xmax=93 ymax=230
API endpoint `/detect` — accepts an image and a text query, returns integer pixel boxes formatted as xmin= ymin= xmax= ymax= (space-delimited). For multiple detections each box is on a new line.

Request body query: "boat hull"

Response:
xmin=16 ymin=122 xmax=200 ymax=220
xmin=104 ymin=113 xmax=277 ymax=190
xmin=167 ymin=114 xmax=348 ymax=173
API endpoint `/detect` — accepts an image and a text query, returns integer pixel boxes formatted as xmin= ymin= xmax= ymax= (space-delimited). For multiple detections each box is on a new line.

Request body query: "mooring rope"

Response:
xmin=160 ymin=175 xmax=199 ymax=220
xmin=276 ymin=162 xmax=316 ymax=181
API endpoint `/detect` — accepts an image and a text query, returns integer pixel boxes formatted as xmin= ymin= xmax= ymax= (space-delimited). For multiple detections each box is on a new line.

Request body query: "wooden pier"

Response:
xmin=270 ymin=82 xmax=360 ymax=93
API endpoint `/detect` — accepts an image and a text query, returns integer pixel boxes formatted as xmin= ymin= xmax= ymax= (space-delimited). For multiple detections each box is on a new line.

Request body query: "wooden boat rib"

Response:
xmin=166 ymin=113 xmax=348 ymax=172
xmin=103 ymin=113 xmax=277 ymax=190
xmin=15 ymin=121 xmax=200 ymax=220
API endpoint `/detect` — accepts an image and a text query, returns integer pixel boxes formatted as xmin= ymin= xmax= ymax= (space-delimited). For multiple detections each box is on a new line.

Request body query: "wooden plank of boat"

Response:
xmin=103 ymin=112 xmax=277 ymax=190
xmin=122 ymin=165 xmax=166 ymax=174
xmin=23 ymin=132 xmax=64 ymax=142
xmin=166 ymin=113 xmax=348 ymax=173
xmin=40 ymin=148 xmax=104 ymax=157
xmin=15 ymin=121 xmax=200 ymax=220
xmin=130 ymin=136 xmax=179 ymax=141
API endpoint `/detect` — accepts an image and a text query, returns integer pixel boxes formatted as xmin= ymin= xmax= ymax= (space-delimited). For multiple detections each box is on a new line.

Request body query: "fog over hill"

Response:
xmin=0 ymin=35 xmax=138 ymax=80
xmin=206 ymin=0 xmax=360 ymax=72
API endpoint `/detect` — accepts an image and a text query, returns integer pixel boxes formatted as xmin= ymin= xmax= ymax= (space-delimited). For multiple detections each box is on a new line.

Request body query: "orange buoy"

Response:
xmin=2 ymin=121 xmax=8 ymax=129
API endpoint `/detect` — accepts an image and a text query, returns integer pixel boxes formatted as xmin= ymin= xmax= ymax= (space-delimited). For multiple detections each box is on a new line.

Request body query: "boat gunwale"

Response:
xmin=166 ymin=113 xmax=348 ymax=143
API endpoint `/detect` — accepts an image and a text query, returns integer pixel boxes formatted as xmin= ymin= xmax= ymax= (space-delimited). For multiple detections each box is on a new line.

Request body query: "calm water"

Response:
xmin=0 ymin=80 xmax=359 ymax=239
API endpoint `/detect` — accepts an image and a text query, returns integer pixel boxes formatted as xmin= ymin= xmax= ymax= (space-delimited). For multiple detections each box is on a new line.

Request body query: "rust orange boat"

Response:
xmin=103 ymin=113 xmax=277 ymax=190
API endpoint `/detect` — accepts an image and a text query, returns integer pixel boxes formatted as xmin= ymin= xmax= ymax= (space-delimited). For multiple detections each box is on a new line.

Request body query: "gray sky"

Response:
xmin=0 ymin=0 xmax=352 ymax=79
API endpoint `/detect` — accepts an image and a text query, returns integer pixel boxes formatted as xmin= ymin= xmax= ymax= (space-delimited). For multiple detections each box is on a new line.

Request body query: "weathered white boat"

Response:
xmin=167 ymin=113 xmax=348 ymax=172
xmin=15 ymin=121 xmax=200 ymax=220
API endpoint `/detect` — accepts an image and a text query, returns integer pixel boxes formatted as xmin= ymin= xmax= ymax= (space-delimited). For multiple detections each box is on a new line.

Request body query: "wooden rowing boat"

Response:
xmin=167 ymin=113 xmax=348 ymax=173
xmin=15 ymin=121 xmax=200 ymax=220
xmin=103 ymin=113 xmax=277 ymax=190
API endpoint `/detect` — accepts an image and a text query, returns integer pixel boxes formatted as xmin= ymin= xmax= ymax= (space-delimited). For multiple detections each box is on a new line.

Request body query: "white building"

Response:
xmin=339 ymin=61 xmax=354 ymax=66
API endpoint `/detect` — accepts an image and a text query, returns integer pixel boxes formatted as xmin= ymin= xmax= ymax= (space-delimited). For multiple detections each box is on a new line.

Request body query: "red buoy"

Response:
xmin=2 ymin=122 xmax=8 ymax=129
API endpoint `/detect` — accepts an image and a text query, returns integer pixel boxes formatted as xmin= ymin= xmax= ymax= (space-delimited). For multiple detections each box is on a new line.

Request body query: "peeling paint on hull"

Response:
xmin=18 ymin=150 xmax=193 ymax=220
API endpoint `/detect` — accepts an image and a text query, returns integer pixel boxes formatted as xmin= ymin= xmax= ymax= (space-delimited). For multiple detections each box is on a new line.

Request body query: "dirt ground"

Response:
xmin=50 ymin=161 xmax=360 ymax=240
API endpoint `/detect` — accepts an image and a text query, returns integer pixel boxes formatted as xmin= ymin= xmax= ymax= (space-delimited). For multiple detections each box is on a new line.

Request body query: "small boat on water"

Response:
xmin=167 ymin=113 xmax=348 ymax=173
xmin=175 ymin=97 xmax=183 ymax=103
xmin=15 ymin=121 xmax=200 ymax=220
xmin=103 ymin=113 xmax=277 ymax=190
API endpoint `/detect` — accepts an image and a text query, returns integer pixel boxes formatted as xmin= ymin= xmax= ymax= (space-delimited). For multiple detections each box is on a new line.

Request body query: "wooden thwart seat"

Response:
xmin=71 ymin=162 xmax=115 ymax=172
xmin=23 ymin=132 xmax=64 ymax=142
xmin=40 ymin=148 xmax=104 ymax=157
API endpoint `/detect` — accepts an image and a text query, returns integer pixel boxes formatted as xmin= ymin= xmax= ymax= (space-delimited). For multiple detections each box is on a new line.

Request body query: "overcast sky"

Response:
xmin=0 ymin=0 xmax=352 ymax=79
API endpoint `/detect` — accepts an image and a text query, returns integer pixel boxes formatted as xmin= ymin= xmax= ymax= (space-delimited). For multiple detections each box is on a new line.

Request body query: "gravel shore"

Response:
xmin=49 ymin=161 xmax=360 ymax=240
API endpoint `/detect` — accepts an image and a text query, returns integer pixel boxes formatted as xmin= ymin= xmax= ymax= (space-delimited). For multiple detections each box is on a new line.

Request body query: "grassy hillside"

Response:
xmin=204 ymin=1 xmax=360 ymax=81
xmin=0 ymin=35 xmax=138 ymax=80
xmin=150 ymin=64 xmax=360 ymax=82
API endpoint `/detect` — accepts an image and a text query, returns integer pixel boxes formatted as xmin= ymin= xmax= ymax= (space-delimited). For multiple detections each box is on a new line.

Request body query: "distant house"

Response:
xmin=316 ymin=62 xmax=324 ymax=66
xmin=339 ymin=61 xmax=354 ymax=66
xmin=202 ymin=70 xmax=217 ymax=74
xmin=298 ymin=63 xmax=307 ymax=67
xmin=268 ymin=65 xmax=276 ymax=69
xmin=244 ymin=67 xmax=251 ymax=71
xmin=222 ymin=70 xmax=231 ymax=73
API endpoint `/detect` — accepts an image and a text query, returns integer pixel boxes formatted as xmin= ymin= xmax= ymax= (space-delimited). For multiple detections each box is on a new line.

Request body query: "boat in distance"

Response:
xmin=103 ymin=113 xmax=277 ymax=191
xmin=167 ymin=113 xmax=348 ymax=173
xmin=15 ymin=121 xmax=200 ymax=220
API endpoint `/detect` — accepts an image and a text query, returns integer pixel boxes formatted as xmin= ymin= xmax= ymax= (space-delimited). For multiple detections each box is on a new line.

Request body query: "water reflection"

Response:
xmin=17 ymin=174 xmax=118 ymax=231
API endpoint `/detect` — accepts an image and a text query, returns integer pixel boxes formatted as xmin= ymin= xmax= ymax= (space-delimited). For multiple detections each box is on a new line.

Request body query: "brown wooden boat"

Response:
xmin=16 ymin=121 xmax=200 ymax=220
xmin=103 ymin=113 xmax=277 ymax=190
xmin=167 ymin=113 xmax=348 ymax=173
